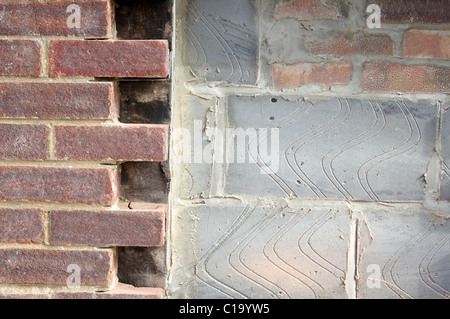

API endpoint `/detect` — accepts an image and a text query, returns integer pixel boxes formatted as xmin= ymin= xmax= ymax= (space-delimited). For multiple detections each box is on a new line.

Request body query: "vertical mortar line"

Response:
xmin=256 ymin=0 xmax=262 ymax=86
xmin=354 ymin=217 xmax=359 ymax=299
xmin=110 ymin=0 xmax=117 ymax=40
xmin=345 ymin=213 xmax=358 ymax=299
xmin=49 ymin=123 xmax=56 ymax=160
xmin=40 ymin=37 xmax=49 ymax=77
xmin=44 ymin=210 xmax=51 ymax=246
xmin=166 ymin=0 xmax=178 ymax=293
xmin=424 ymin=100 xmax=443 ymax=203
xmin=209 ymin=98 xmax=227 ymax=197
xmin=436 ymin=100 xmax=443 ymax=194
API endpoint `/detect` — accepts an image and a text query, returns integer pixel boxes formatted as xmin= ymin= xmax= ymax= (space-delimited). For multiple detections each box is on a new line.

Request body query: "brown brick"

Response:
xmin=403 ymin=30 xmax=450 ymax=60
xmin=54 ymin=125 xmax=168 ymax=161
xmin=0 ymin=248 xmax=115 ymax=287
xmin=0 ymin=208 xmax=45 ymax=244
xmin=307 ymin=33 xmax=394 ymax=57
xmin=0 ymin=82 xmax=117 ymax=120
xmin=362 ymin=62 xmax=450 ymax=93
xmin=48 ymin=40 xmax=169 ymax=78
xmin=0 ymin=40 xmax=41 ymax=76
xmin=55 ymin=284 xmax=164 ymax=299
xmin=0 ymin=124 xmax=50 ymax=160
xmin=50 ymin=209 xmax=165 ymax=247
xmin=274 ymin=0 xmax=339 ymax=21
xmin=376 ymin=0 xmax=450 ymax=25
xmin=272 ymin=62 xmax=352 ymax=90
xmin=0 ymin=0 xmax=113 ymax=37
xmin=0 ymin=166 xmax=119 ymax=205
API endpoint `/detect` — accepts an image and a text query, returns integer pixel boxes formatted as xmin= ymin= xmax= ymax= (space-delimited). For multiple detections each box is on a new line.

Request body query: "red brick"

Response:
xmin=272 ymin=62 xmax=352 ymax=90
xmin=403 ymin=30 xmax=450 ymax=60
xmin=49 ymin=40 xmax=169 ymax=78
xmin=274 ymin=0 xmax=339 ymax=21
xmin=55 ymin=284 xmax=164 ymax=299
xmin=54 ymin=124 xmax=168 ymax=161
xmin=307 ymin=33 xmax=394 ymax=57
xmin=0 ymin=166 xmax=119 ymax=205
xmin=0 ymin=0 xmax=113 ymax=37
xmin=50 ymin=209 xmax=165 ymax=247
xmin=0 ymin=40 xmax=41 ymax=76
xmin=0 ymin=208 xmax=45 ymax=243
xmin=377 ymin=0 xmax=450 ymax=25
xmin=0 ymin=248 xmax=115 ymax=287
xmin=0 ymin=124 xmax=50 ymax=160
xmin=362 ymin=62 xmax=450 ymax=93
xmin=0 ymin=82 xmax=117 ymax=120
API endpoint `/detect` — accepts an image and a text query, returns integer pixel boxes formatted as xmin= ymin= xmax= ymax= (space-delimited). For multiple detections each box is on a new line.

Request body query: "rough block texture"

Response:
xmin=357 ymin=210 xmax=449 ymax=299
xmin=0 ymin=82 xmax=117 ymax=120
xmin=274 ymin=0 xmax=339 ymax=21
xmin=48 ymin=40 xmax=169 ymax=78
xmin=0 ymin=40 xmax=41 ymax=76
xmin=183 ymin=0 xmax=258 ymax=85
xmin=377 ymin=0 xmax=450 ymax=24
xmin=50 ymin=209 xmax=165 ymax=247
xmin=171 ymin=205 xmax=350 ymax=299
xmin=54 ymin=125 xmax=168 ymax=161
xmin=0 ymin=166 xmax=118 ymax=204
xmin=55 ymin=284 xmax=164 ymax=299
xmin=0 ymin=208 xmax=45 ymax=243
xmin=0 ymin=0 xmax=113 ymax=37
xmin=362 ymin=62 xmax=450 ymax=93
xmin=403 ymin=30 xmax=450 ymax=60
xmin=0 ymin=248 xmax=115 ymax=287
xmin=222 ymin=96 xmax=437 ymax=202
xmin=272 ymin=62 xmax=352 ymax=90
xmin=171 ymin=0 xmax=450 ymax=301
xmin=0 ymin=124 xmax=50 ymax=160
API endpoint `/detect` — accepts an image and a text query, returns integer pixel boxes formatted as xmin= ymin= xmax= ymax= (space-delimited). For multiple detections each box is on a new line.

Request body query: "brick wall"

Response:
xmin=0 ymin=0 xmax=171 ymax=299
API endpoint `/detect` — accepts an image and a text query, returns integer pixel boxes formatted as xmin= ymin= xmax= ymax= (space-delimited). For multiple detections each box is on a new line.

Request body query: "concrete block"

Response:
xmin=182 ymin=0 xmax=258 ymax=85
xmin=224 ymin=96 xmax=438 ymax=202
xmin=169 ymin=204 xmax=351 ymax=299
xmin=357 ymin=209 xmax=449 ymax=299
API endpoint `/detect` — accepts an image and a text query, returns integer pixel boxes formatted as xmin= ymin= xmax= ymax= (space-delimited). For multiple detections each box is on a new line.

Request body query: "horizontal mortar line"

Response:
xmin=180 ymin=88 xmax=450 ymax=102
xmin=0 ymin=35 xmax=113 ymax=41
xmin=0 ymin=286 xmax=113 ymax=295
xmin=0 ymin=119 xmax=118 ymax=125
xmin=0 ymin=77 xmax=99 ymax=82
xmin=264 ymin=21 xmax=450 ymax=31
xmin=175 ymin=197 xmax=432 ymax=208
xmin=0 ymin=160 xmax=120 ymax=167
xmin=289 ymin=56 xmax=450 ymax=67
xmin=0 ymin=242 xmax=115 ymax=251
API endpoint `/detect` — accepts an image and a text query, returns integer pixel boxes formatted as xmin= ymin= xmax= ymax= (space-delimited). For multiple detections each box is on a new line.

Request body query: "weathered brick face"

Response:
xmin=0 ymin=0 xmax=171 ymax=299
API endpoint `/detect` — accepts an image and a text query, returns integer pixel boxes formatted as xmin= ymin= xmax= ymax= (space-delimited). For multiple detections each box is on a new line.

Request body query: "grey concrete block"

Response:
xmin=182 ymin=0 xmax=258 ymax=85
xmin=169 ymin=204 xmax=351 ymax=299
xmin=224 ymin=96 xmax=438 ymax=202
xmin=357 ymin=210 xmax=449 ymax=299
xmin=441 ymin=105 xmax=450 ymax=201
